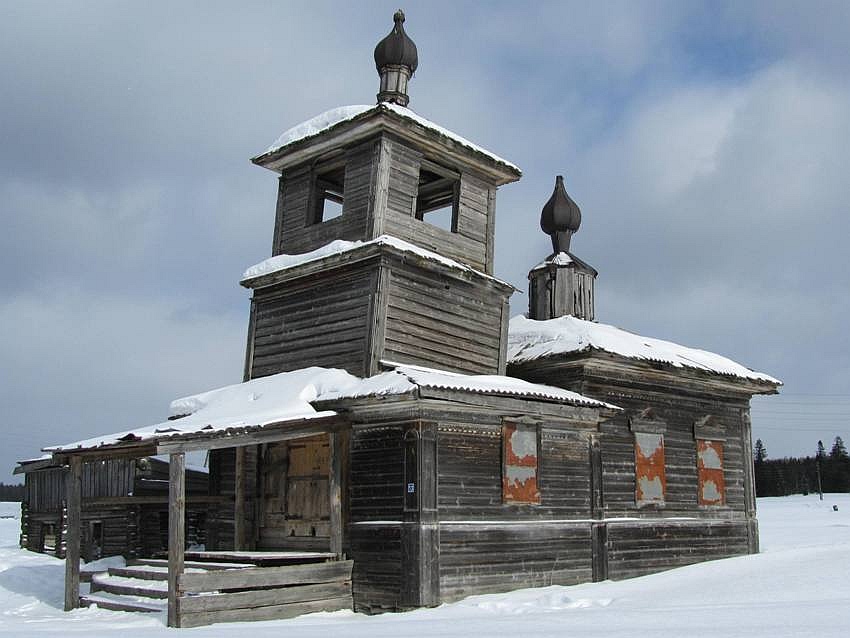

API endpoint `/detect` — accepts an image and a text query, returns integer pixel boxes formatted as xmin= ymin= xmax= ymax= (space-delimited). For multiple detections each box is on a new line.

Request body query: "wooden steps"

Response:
xmin=80 ymin=592 xmax=166 ymax=613
xmin=80 ymin=557 xmax=354 ymax=627
xmin=128 ymin=557 xmax=255 ymax=570
xmin=90 ymin=572 xmax=169 ymax=598
xmin=108 ymin=564 xmax=215 ymax=581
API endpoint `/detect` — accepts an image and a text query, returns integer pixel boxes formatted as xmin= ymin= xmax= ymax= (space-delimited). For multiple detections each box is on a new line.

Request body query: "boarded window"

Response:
xmin=697 ymin=439 xmax=725 ymax=506
xmin=634 ymin=432 xmax=666 ymax=506
xmin=502 ymin=422 xmax=539 ymax=504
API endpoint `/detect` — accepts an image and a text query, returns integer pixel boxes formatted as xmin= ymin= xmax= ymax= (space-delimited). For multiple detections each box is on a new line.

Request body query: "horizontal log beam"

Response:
xmin=179 ymin=559 xmax=353 ymax=592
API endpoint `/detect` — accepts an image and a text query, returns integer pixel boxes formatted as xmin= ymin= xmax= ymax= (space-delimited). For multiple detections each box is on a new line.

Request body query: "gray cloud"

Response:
xmin=1 ymin=1 xmax=848 ymax=478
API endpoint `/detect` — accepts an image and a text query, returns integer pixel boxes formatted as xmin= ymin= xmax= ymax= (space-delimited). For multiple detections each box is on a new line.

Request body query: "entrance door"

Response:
xmin=259 ymin=435 xmax=330 ymax=550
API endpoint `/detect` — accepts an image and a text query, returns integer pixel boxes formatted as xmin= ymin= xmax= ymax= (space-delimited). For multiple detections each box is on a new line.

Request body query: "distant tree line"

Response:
xmin=754 ymin=437 xmax=850 ymax=497
xmin=0 ymin=483 xmax=24 ymax=501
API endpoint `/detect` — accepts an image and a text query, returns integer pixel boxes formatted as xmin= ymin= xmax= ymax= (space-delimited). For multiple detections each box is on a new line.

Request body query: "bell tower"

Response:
xmin=241 ymin=12 xmax=522 ymax=380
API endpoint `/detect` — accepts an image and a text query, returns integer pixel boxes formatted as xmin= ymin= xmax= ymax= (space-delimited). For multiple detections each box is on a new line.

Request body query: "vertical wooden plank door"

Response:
xmin=259 ymin=436 xmax=331 ymax=551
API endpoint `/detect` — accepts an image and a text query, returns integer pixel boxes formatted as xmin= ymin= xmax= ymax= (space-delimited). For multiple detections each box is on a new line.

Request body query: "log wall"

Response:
xmin=273 ymin=143 xmax=376 ymax=256
xmin=606 ymin=519 xmax=750 ymax=580
xmin=379 ymin=138 xmax=493 ymax=273
xmin=347 ymin=423 xmax=405 ymax=612
xmin=248 ymin=267 xmax=376 ymax=379
xmin=207 ymin=447 xmax=258 ymax=551
xmin=382 ymin=263 xmax=508 ymax=375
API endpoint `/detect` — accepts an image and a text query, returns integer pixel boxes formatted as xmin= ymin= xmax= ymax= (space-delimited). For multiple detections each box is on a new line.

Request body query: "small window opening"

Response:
xmin=42 ymin=523 xmax=57 ymax=553
xmin=89 ymin=520 xmax=104 ymax=561
xmin=312 ymin=163 xmax=345 ymax=224
xmin=416 ymin=161 xmax=459 ymax=233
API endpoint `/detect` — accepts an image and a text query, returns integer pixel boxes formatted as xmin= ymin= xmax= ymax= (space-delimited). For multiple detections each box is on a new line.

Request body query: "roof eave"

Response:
xmin=240 ymin=238 xmax=518 ymax=293
xmin=252 ymin=106 xmax=522 ymax=186
xmin=47 ymin=414 xmax=349 ymax=462
xmin=509 ymin=348 xmax=782 ymax=396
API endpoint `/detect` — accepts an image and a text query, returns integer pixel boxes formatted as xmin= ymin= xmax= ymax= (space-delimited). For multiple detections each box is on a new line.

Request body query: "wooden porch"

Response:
xmin=82 ymin=553 xmax=353 ymax=627
xmin=58 ymin=416 xmax=352 ymax=627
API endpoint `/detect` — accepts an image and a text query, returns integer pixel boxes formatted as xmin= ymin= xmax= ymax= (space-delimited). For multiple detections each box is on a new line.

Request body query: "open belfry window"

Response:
xmin=631 ymin=410 xmax=667 ymax=507
xmin=502 ymin=421 xmax=540 ymax=504
xmin=311 ymin=161 xmax=345 ymax=224
xmin=415 ymin=158 xmax=459 ymax=232
xmin=696 ymin=439 xmax=726 ymax=506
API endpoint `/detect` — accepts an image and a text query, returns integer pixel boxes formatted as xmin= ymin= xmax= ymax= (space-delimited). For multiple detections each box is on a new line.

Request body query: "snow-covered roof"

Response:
xmin=508 ymin=315 xmax=781 ymax=385
xmin=45 ymin=362 xmax=615 ymax=454
xmin=241 ymin=234 xmax=512 ymax=288
xmin=260 ymin=102 xmax=520 ymax=173
xmin=318 ymin=362 xmax=618 ymax=409
xmin=45 ymin=367 xmax=362 ymax=454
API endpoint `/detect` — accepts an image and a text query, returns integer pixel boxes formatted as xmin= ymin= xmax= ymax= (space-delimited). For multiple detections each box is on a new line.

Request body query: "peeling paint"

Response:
xmin=698 ymin=440 xmax=722 ymax=469
xmin=508 ymin=427 xmax=537 ymax=460
xmin=503 ymin=423 xmax=540 ymax=504
xmin=635 ymin=432 xmax=666 ymax=506
xmin=697 ymin=439 xmax=725 ymax=505
xmin=700 ymin=479 xmax=722 ymax=503
xmin=635 ymin=432 xmax=663 ymax=458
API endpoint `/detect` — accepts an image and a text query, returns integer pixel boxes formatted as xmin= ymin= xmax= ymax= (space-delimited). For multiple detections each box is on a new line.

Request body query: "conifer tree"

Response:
xmin=830 ymin=436 xmax=847 ymax=460
xmin=754 ymin=439 xmax=767 ymax=463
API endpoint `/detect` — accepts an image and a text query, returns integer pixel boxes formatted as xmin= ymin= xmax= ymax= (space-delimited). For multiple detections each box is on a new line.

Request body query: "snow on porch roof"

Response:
xmin=257 ymin=102 xmax=521 ymax=173
xmin=508 ymin=315 xmax=781 ymax=385
xmin=240 ymin=234 xmax=513 ymax=288
xmin=44 ymin=367 xmax=362 ymax=455
xmin=318 ymin=362 xmax=619 ymax=409
xmin=45 ymin=362 xmax=615 ymax=455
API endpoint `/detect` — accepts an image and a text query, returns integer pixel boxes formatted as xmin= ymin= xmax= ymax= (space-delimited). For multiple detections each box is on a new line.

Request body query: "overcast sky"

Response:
xmin=2 ymin=1 xmax=848 ymax=480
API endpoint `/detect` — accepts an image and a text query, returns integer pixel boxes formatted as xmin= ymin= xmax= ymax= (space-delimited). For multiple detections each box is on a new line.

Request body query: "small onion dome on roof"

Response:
xmin=374 ymin=10 xmax=418 ymax=107
xmin=540 ymin=175 xmax=582 ymax=254
xmin=374 ymin=10 xmax=419 ymax=74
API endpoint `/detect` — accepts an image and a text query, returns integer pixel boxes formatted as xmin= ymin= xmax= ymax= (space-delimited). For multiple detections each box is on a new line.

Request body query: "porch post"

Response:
xmin=328 ymin=433 xmax=343 ymax=557
xmin=167 ymin=452 xmax=185 ymax=628
xmin=63 ymin=455 xmax=82 ymax=611
xmin=234 ymin=446 xmax=245 ymax=550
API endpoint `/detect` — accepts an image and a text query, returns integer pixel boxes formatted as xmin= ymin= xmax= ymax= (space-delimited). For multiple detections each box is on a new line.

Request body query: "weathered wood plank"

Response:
xmin=63 ymin=456 xmax=82 ymax=611
xmin=178 ymin=594 xmax=353 ymax=628
xmin=179 ymin=559 xmax=354 ymax=592
xmin=167 ymin=452 xmax=185 ymax=628
xmin=329 ymin=432 xmax=343 ymax=557
xmin=179 ymin=580 xmax=351 ymax=614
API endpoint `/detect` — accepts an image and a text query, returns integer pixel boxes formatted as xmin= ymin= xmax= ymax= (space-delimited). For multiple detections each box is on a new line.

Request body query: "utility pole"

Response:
xmin=816 ymin=458 xmax=824 ymax=501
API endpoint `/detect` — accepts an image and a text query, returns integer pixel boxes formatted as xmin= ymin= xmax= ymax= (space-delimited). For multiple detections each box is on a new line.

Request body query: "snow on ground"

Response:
xmin=1 ymin=495 xmax=848 ymax=637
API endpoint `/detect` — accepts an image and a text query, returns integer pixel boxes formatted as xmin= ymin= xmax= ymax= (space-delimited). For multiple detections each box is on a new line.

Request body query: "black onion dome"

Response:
xmin=541 ymin=175 xmax=581 ymax=235
xmin=374 ymin=10 xmax=418 ymax=74
xmin=541 ymin=175 xmax=582 ymax=254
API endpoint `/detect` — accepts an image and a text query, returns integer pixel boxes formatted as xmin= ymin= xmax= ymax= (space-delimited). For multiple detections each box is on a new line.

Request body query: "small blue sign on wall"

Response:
xmin=407 ymin=483 xmax=416 ymax=493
